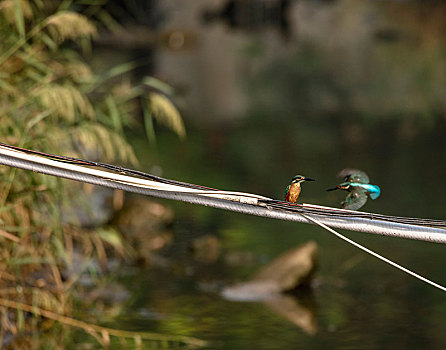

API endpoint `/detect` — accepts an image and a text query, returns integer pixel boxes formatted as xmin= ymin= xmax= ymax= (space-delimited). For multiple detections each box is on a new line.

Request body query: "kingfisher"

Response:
xmin=284 ymin=175 xmax=315 ymax=203
xmin=327 ymin=169 xmax=381 ymax=210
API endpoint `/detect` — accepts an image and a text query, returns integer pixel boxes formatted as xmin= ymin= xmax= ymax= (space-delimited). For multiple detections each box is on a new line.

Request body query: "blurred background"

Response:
xmin=95 ymin=0 xmax=446 ymax=348
xmin=1 ymin=0 xmax=446 ymax=349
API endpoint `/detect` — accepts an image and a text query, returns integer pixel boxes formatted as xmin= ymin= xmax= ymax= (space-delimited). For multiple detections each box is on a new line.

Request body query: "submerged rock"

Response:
xmin=222 ymin=241 xmax=318 ymax=334
xmin=222 ymin=241 xmax=318 ymax=301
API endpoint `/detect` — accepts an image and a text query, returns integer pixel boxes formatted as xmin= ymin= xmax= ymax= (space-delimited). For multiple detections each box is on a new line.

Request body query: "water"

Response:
xmin=96 ymin=122 xmax=446 ymax=349
xmin=80 ymin=1 xmax=446 ymax=348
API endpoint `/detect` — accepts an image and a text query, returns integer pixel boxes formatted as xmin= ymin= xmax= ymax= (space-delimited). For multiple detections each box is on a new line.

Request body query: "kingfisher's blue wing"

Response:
xmin=338 ymin=169 xmax=370 ymax=184
xmin=341 ymin=189 xmax=368 ymax=210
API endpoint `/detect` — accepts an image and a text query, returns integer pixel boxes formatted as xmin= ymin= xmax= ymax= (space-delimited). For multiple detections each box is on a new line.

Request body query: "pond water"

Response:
xmin=76 ymin=0 xmax=446 ymax=348
xmin=101 ymin=124 xmax=445 ymax=350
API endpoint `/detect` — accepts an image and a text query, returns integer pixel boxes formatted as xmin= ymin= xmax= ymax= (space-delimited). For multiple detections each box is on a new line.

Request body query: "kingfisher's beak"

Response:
xmin=326 ymin=186 xmax=339 ymax=191
xmin=304 ymin=177 xmax=315 ymax=182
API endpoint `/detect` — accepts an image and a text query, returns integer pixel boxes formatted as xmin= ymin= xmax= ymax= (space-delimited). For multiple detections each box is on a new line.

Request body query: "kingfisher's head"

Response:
xmin=291 ymin=175 xmax=315 ymax=184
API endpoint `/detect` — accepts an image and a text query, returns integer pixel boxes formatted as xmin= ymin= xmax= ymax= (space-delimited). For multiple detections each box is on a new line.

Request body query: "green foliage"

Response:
xmin=0 ymin=0 xmax=186 ymax=346
xmin=0 ymin=1 xmax=131 ymax=241
xmin=0 ymin=0 xmax=186 ymax=230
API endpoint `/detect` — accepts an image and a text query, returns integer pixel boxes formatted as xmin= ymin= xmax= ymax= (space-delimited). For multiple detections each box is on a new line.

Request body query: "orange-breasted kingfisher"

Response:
xmin=284 ymin=175 xmax=315 ymax=203
xmin=327 ymin=169 xmax=381 ymax=210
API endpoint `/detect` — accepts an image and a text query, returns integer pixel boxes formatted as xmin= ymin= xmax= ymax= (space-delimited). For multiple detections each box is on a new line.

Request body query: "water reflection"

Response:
xmin=264 ymin=293 xmax=317 ymax=335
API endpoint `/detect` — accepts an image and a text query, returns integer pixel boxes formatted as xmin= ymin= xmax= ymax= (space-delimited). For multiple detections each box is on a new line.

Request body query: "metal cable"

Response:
xmin=0 ymin=145 xmax=445 ymax=243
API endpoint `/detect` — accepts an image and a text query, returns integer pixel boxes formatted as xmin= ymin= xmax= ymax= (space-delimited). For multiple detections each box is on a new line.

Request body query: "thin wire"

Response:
xmin=300 ymin=213 xmax=446 ymax=293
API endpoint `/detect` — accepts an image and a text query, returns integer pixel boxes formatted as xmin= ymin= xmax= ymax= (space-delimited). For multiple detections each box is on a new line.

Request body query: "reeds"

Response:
xmin=0 ymin=0 xmax=191 ymax=347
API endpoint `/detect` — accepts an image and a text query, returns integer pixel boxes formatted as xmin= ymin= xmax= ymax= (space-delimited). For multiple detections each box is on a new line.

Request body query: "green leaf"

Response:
xmin=142 ymin=99 xmax=156 ymax=145
xmin=96 ymin=9 xmax=123 ymax=32
xmin=105 ymin=95 xmax=123 ymax=132
xmin=99 ymin=61 xmax=139 ymax=84
xmin=143 ymin=76 xmax=174 ymax=95
xmin=39 ymin=32 xmax=58 ymax=51
xmin=13 ymin=0 xmax=25 ymax=39
xmin=95 ymin=227 xmax=125 ymax=255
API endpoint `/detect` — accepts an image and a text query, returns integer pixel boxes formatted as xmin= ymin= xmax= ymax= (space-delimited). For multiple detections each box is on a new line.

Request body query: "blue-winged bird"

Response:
xmin=327 ymin=169 xmax=381 ymax=210
xmin=284 ymin=175 xmax=315 ymax=203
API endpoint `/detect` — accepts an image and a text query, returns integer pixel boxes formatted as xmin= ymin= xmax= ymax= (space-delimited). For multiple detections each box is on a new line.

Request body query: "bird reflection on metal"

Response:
xmin=327 ymin=169 xmax=381 ymax=210
xmin=285 ymin=175 xmax=315 ymax=203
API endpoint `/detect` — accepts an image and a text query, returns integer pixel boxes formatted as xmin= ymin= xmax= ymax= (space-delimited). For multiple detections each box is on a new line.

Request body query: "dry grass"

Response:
xmin=0 ymin=0 xmax=189 ymax=348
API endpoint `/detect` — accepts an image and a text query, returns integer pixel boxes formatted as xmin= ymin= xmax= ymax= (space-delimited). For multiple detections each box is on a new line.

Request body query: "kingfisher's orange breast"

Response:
xmin=286 ymin=183 xmax=301 ymax=203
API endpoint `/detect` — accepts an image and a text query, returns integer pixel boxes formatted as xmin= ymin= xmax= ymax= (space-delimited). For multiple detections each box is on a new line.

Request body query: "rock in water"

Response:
xmin=222 ymin=241 xmax=318 ymax=301
xmin=221 ymin=241 xmax=318 ymax=334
